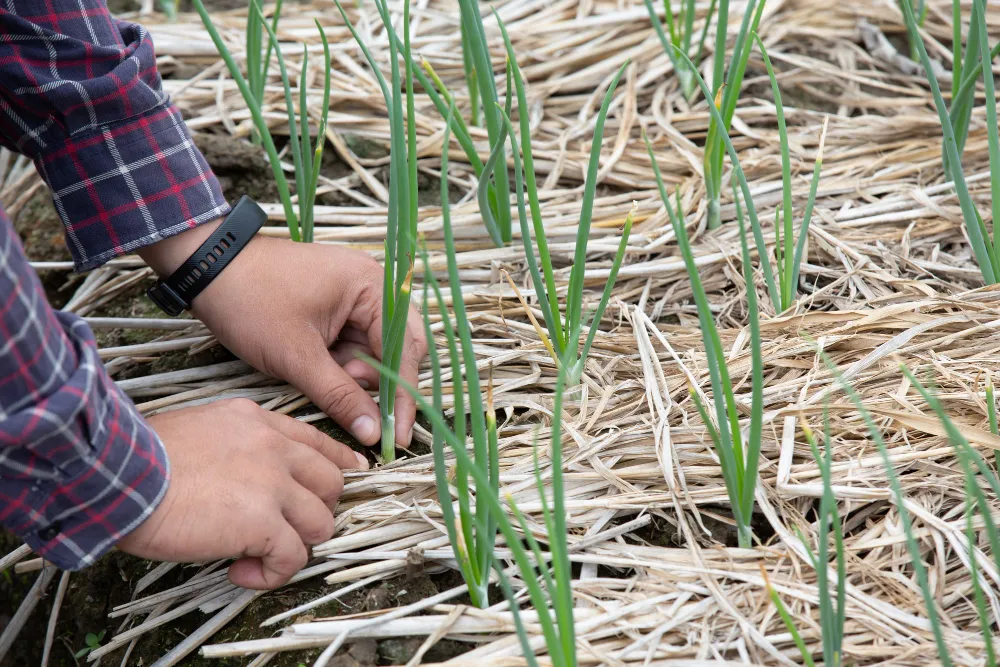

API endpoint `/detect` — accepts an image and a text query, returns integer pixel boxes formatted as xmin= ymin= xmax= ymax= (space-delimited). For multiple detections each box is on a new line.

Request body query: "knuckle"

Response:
xmin=318 ymin=382 xmax=362 ymax=417
xmin=304 ymin=513 xmax=335 ymax=545
xmin=226 ymin=398 xmax=261 ymax=415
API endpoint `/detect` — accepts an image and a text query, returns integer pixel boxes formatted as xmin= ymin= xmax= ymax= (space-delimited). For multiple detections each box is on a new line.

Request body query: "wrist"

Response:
xmin=142 ymin=197 xmax=268 ymax=316
xmin=139 ymin=218 xmax=225 ymax=277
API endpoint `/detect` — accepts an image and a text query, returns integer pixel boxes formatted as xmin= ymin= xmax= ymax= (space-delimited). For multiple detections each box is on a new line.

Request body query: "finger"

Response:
xmin=228 ymin=519 xmax=307 ymax=590
xmin=290 ymin=348 xmax=382 ymax=446
xmin=394 ymin=306 xmax=427 ymax=447
xmin=281 ymin=482 xmax=336 ymax=545
xmin=341 ymin=357 xmax=380 ymax=391
xmin=331 ymin=341 xmax=372 ymax=367
xmin=257 ymin=410 xmax=368 ymax=472
xmin=282 ymin=441 xmax=347 ymax=506
xmin=337 ymin=325 xmax=371 ymax=346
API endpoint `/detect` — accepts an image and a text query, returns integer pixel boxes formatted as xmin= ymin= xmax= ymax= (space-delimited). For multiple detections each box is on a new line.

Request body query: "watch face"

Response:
xmin=147 ymin=283 xmax=187 ymax=316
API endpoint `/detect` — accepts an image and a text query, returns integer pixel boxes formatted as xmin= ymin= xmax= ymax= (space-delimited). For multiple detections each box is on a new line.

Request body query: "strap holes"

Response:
xmin=199 ymin=260 xmax=209 ymax=271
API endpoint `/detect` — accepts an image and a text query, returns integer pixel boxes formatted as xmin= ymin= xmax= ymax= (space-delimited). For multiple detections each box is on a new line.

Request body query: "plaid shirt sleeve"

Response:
xmin=0 ymin=213 xmax=170 ymax=570
xmin=0 ymin=0 xmax=231 ymax=272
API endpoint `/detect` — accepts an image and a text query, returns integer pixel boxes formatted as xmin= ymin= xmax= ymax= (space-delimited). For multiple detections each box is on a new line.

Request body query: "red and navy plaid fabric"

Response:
xmin=0 ymin=218 xmax=169 ymax=570
xmin=0 ymin=0 xmax=232 ymax=569
xmin=1 ymin=0 xmax=230 ymax=271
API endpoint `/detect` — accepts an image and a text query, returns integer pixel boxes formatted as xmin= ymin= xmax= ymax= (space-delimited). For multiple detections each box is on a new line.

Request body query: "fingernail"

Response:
xmin=351 ymin=416 xmax=378 ymax=443
xmin=354 ymin=451 xmax=370 ymax=470
xmin=406 ymin=426 xmax=414 ymax=445
xmin=357 ymin=379 xmax=370 ymax=390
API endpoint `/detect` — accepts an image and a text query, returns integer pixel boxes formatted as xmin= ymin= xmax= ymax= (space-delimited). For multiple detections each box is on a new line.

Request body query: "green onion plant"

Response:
xmin=825 ymin=355 xmax=955 ymax=665
xmin=335 ymin=0 xmax=420 ymax=462
xmin=413 ymin=101 xmax=499 ymax=608
xmin=460 ymin=22 xmax=481 ymax=127
xmin=907 ymin=370 xmax=999 ymax=666
xmin=490 ymin=16 xmax=633 ymax=385
xmin=902 ymin=0 xmax=1000 ymax=284
xmin=246 ymin=0 xmax=283 ymax=143
xmin=672 ymin=42 xmax=824 ymax=313
xmin=193 ymin=0 xmax=330 ymax=244
xmin=762 ymin=412 xmax=845 ymax=667
xmin=645 ymin=138 xmax=763 ymax=549
xmin=642 ymin=0 xmax=719 ymax=101
xmin=452 ymin=0 xmax=512 ymax=245
xmin=987 ymin=375 xmax=999 ymax=469
xmin=692 ymin=0 xmax=766 ymax=229
xmin=378 ymin=106 xmax=580 ymax=652
xmin=899 ymin=0 xmax=928 ymax=62
xmin=378 ymin=330 xmax=582 ymax=664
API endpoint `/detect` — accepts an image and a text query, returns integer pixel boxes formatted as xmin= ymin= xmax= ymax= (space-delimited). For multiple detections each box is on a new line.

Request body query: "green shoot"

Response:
xmin=371 ymin=316 xmax=583 ymax=664
xmin=763 ymin=413 xmax=845 ymax=667
xmin=334 ymin=0 xmax=418 ymax=461
xmin=645 ymin=138 xmax=763 ymax=549
xmin=192 ymin=0 xmax=330 ymax=243
xmin=901 ymin=0 xmax=1000 ymax=284
xmin=822 ymin=354 xmax=954 ymax=666
xmin=460 ymin=22 xmax=481 ymax=126
xmin=493 ymin=14 xmax=634 ymax=384
xmin=988 ymin=374 xmax=999 ymax=469
xmin=904 ymin=370 xmax=999 ymax=666
xmin=672 ymin=43 xmax=823 ymax=313
xmin=898 ymin=0 xmax=928 ymax=62
xmin=754 ymin=34 xmax=828 ymax=312
xmin=246 ymin=0 xmax=283 ymax=144
xmin=417 ymin=98 xmax=499 ymax=606
xmin=453 ymin=0 xmax=512 ymax=245
xmin=158 ymin=0 xmax=178 ymax=22
xmin=697 ymin=0 xmax=767 ymax=229
xmin=642 ymin=0 xmax=719 ymax=101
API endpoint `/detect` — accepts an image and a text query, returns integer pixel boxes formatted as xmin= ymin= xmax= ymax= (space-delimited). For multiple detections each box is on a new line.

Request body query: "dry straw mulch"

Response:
xmin=5 ymin=0 xmax=1000 ymax=664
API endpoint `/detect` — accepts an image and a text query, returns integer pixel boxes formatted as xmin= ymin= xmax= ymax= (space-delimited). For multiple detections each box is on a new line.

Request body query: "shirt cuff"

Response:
xmin=33 ymin=102 xmax=231 ymax=273
xmin=3 ymin=314 xmax=170 ymax=571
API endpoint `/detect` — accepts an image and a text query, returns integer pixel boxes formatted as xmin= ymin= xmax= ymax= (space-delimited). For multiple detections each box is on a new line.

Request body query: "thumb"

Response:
xmin=295 ymin=345 xmax=382 ymax=447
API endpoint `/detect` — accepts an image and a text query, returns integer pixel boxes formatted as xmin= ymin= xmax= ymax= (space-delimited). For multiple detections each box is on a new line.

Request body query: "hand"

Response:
xmin=140 ymin=224 xmax=427 ymax=449
xmin=117 ymin=399 xmax=368 ymax=589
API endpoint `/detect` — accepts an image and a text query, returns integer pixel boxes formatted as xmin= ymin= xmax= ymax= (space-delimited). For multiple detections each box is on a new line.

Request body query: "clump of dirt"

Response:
xmin=193 ymin=132 xmax=280 ymax=205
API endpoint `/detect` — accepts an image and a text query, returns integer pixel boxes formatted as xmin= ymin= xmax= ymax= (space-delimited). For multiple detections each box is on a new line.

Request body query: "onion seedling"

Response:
xmin=906 ymin=370 xmax=999 ymax=666
xmin=452 ymin=0 xmax=512 ymax=246
xmin=246 ymin=0 xmax=283 ymax=143
xmin=642 ymin=0 xmax=718 ymax=101
xmin=645 ymin=138 xmax=763 ymax=549
xmin=762 ymin=412 xmax=845 ymax=667
xmin=898 ymin=0 xmax=928 ymax=62
xmin=695 ymin=0 xmax=767 ymax=229
xmin=406 ymin=105 xmax=583 ymax=659
xmin=490 ymin=16 xmax=633 ymax=385
xmin=754 ymin=34 xmax=827 ymax=312
xmin=824 ymin=354 xmax=953 ymax=666
xmin=411 ymin=101 xmax=499 ymax=608
xmin=988 ymin=375 xmax=999 ymax=469
xmin=901 ymin=0 xmax=1000 ymax=284
xmin=672 ymin=43 xmax=824 ymax=313
xmin=192 ymin=0 xmax=330 ymax=244
xmin=378 ymin=109 xmax=582 ymax=643
xmin=334 ymin=0 xmax=420 ymax=462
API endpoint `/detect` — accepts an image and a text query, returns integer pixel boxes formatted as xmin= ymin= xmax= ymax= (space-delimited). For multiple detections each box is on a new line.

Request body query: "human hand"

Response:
xmin=117 ymin=399 xmax=368 ymax=589
xmin=140 ymin=225 xmax=426 ymax=449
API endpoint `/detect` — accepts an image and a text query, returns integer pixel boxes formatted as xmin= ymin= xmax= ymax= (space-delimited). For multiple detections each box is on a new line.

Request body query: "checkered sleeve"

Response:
xmin=0 ymin=212 xmax=170 ymax=570
xmin=0 ymin=0 xmax=230 ymax=272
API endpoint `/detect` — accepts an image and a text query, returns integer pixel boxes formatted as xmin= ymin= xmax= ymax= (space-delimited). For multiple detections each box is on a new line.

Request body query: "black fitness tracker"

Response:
xmin=146 ymin=195 xmax=267 ymax=316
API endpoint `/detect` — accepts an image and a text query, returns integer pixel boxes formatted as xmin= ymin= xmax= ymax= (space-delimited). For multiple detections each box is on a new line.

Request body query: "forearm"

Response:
xmin=0 ymin=214 xmax=169 ymax=570
xmin=0 ymin=0 xmax=229 ymax=272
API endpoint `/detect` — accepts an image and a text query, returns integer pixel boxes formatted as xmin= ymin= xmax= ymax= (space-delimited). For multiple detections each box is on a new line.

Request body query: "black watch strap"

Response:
xmin=147 ymin=195 xmax=267 ymax=316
